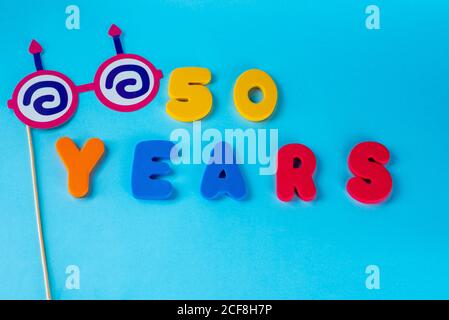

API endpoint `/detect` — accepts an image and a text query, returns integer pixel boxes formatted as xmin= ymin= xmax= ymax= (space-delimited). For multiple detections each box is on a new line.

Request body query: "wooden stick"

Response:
xmin=26 ymin=125 xmax=52 ymax=300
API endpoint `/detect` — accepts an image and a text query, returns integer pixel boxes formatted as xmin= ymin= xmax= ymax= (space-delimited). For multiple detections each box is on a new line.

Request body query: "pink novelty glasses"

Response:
xmin=7 ymin=24 xmax=163 ymax=129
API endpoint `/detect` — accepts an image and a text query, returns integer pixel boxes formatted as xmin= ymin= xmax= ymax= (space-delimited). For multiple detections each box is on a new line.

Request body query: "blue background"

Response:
xmin=0 ymin=0 xmax=448 ymax=299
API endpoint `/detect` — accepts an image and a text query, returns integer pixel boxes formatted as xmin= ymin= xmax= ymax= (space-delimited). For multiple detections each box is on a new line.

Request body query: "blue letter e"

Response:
xmin=132 ymin=140 xmax=175 ymax=200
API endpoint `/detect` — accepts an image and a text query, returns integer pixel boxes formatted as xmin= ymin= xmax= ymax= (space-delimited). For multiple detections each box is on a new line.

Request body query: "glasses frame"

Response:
xmin=7 ymin=24 xmax=163 ymax=129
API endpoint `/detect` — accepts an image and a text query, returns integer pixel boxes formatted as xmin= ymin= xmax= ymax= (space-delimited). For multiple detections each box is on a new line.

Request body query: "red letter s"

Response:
xmin=347 ymin=142 xmax=392 ymax=204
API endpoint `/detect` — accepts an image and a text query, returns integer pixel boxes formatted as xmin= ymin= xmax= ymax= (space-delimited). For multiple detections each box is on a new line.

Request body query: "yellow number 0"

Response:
xmin=233 ymin=69 xmax=278 ymax=122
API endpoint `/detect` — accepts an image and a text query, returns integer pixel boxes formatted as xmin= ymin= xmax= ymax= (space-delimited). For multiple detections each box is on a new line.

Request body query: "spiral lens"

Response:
xmin=95 ymin=54 xmax=161 ymax=112
xmin=11 ymin=71 xmax=78 ymax=129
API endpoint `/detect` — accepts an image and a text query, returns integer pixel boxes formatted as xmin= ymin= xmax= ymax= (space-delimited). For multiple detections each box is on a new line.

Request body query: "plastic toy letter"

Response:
xmin=166 ymin=67 xmax=212 ymax=122
xmin=346 ymin=141 xmax=392 ymax=204
xmin=233 ymin=69 xmax=277 ymax=122
xmin=131 ymin=140 xmax=175 ymax=200
xmin=276 ymin=143 xmax=316 ymax=202
xmin=200 ymin=142 xmax=247 ymax=200
xmin=56 ymin=137 xmax=105 ymax=198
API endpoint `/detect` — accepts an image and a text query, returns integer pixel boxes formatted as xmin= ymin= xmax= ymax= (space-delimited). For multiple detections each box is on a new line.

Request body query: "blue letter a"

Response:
xmin=200 ymin=142 xmax=247 ymax=200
